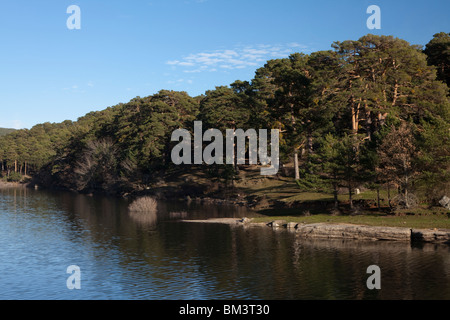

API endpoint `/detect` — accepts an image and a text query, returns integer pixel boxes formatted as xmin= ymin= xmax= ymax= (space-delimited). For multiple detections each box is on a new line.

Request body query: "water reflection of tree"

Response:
xmin=8 ymin=189 xmax=449 ymax=299
xmin=128 ymin=210 xmax=158 ymax=229
xmin=290 ymin=238 xmax=450 ymax=300
xmin=60 ymin=192 xmax=450 ymax=299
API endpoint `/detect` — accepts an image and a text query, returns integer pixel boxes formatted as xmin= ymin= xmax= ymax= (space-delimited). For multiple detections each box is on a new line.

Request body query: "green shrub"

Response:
xmin=7 ymin=172 xmax=22 ymax=182
xmin=295 ymin=170 xmax=328 ymax=192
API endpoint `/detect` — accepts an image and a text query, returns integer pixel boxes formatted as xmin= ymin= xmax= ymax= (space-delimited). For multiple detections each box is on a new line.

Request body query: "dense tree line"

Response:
xmin=0 ymin=128 xmax=16 ymax=137
xmin=1 ymin=33 xmax=449 ymax=209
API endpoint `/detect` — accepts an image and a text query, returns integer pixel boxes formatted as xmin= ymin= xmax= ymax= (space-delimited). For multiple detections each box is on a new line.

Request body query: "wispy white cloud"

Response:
xmin=167 ymin=78 xmax=194 ymax=85
xmin=62 ymin=82 xmax=94 ymax=92
xmin=0 ymin=120 xmax=24 ymax=129
xmin=63 ymin=85 xmax=77 ymax=91
xmin=166 ymin=43 xmax=309 ymax=73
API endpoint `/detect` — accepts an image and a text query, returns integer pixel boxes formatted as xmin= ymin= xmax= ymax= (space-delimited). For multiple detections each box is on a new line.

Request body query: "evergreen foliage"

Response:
xmin=0 ymin=34 xmax=448 ymax=207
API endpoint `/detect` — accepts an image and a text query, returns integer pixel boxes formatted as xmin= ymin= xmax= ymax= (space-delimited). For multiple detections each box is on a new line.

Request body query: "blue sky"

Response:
xmin=0 ymin=0 xmax=449 ymax=129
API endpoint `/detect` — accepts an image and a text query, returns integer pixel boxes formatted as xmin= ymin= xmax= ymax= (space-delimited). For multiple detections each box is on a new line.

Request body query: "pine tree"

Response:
xmin=377 ymin=123 xmax=418 ymax=209
xmin=424 ymin=32 xmax=450 ymax=87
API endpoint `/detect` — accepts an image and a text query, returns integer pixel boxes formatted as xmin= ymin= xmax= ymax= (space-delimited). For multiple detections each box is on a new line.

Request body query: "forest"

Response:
xmin=1 ymin=33 xmax=449 ymax=211
xmin=0 ymin=128 xmax=15 ymax=137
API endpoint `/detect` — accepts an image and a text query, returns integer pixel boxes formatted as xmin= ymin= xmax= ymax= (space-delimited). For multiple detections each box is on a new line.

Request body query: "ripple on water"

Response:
xmin=1 ymin=189 xmax=450 ymax=300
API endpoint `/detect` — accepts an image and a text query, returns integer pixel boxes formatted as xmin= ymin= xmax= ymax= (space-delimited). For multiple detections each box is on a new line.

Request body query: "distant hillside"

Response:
xmin=0 ymin=128 xmax=16 ymax=136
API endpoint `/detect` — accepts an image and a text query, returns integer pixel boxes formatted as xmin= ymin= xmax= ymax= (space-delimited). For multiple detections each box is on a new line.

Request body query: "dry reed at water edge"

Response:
xmin=128 ymin=196 xmax=158 ymax=213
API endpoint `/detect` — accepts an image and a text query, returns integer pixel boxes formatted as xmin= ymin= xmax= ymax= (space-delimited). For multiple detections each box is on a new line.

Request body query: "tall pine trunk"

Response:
xmin=333 ymin=182 xmax=339 ymax=210
xmin=288 ymin=92 xmax=300 ymax=181
xmin=349 ymin=186 xmax=354 ymax=210
xmin=294 ymin=151 xmax=300 ymax=180
xmin=377 ymin=188 xmax=381 ymax=210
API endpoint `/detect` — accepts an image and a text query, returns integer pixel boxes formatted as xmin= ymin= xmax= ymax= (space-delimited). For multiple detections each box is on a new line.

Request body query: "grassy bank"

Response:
xmin=148 ymin=165 xmax=449 ymax=228
xmin=234 ymin=167 xmax=397 ymax=207
xmin=172 ymin=165 xmax=449 ymax=229
xmin=250 ymin=213 xmax=450 ymax=230
xmin=21 ymin=161 xmax=450 ymax=230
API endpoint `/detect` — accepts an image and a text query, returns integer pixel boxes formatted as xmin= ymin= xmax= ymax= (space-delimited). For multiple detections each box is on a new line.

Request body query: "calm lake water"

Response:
xmin=0 ymin=187 xmax=449 ymax=300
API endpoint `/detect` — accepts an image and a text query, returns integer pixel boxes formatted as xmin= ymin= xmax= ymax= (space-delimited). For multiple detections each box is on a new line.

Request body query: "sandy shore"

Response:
xmin=0 ymin=181 xmax=25 ymax=189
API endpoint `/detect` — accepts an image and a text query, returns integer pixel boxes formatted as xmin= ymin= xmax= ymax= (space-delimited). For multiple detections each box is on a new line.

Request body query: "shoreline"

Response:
xmin=6 ymin=181 xmax=449 ymax=237
xmin=0 ymin=181 xmax=26 ymax=189
xmin=180 ymin=218 xmax=450 ymax=244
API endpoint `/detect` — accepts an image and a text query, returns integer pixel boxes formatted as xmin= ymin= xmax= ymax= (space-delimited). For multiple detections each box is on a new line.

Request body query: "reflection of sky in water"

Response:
xmin=0 ymin=188 xmax=449 ymax=300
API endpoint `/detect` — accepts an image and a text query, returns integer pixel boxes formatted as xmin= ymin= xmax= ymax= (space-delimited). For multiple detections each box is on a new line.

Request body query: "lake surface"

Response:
xmin=0 ymin=187 xmax=449 ymax=300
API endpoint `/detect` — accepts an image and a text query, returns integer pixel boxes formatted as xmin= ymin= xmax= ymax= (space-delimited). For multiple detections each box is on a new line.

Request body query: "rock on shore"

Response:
xmin=179 ymin=219 xmax=450 ymax=244
xmin=294 ymin=223 xmax=450 ymax=243
xmin=295 ymin=223 xmax=411 ymax=241
xmin=411 ymin=228 xmax=450 ymax=243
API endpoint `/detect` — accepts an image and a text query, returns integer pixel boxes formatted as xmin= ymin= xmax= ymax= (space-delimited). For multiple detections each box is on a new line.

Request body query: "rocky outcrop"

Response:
xmin=411 ymin=228 xmax=450 ymax=243
xmin=286 ymin=222 xmax=298 ymax=229
xmin=293 ymin=223 xmax=450 ymax=244
xmin=267 ymin=220 xmax=287 ymax=228
xmin=439 ymin=196 xmax=450 ymax=210
xmin=295 ymin=223 xmax=411 ymax=241
xmin=180 ymin=219 xmax=450 ymax=244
